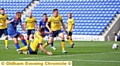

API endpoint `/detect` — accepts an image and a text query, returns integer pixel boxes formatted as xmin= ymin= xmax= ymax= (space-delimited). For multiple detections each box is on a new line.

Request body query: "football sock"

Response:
xmin=50 ymin=42 xmax=54 ymax=47
xmin=20 ymin=46 xmax=28 ymax=51
xmin=21 ymin=37 xmax=27 ymax=46
xmin=15 ymin=43 xmax=20 ymax=49
xmin=61 ymin=40 xmax=65 ymax=51
xmin=26 ymin=40 xmax=30 ymax=45
xmin=5 ymin=39 xmax=8 ymax=47
xmin=43 ymin=42 xmax=49 ymax=48
xmin=23 ymin=51 xmax=28 ymax=54
xmin=68 ymin=39 xmax=74 ymax=45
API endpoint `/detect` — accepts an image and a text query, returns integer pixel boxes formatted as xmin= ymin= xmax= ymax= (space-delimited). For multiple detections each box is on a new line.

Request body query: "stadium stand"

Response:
xmin=30 ymin=0 xmax=119 ymax=35
xmin=0 ymin=0 xmax=119 ymax=36
xmin=0 ymin=0 xmax=33 ymax=34
xmin=0 ymin=0 xmax=32 ymax=18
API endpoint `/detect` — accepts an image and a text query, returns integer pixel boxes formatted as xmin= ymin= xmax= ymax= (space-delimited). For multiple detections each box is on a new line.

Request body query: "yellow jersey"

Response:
xmin=48 ymin=14 xmax=62 ymax=31
xmin=67 ymin=18 xmax=74 ymax=31
xmin=0 ymin=14 xmax=8 ymax=29
xmin=30 ymin=31 xmax=43 ymax=51
xmin=26 ymin=17 xmax=36 ymax=29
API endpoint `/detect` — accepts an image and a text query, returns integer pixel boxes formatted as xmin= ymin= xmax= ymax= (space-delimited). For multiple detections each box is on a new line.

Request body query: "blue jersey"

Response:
xmin=115 ymin=33 xmax=120 ymax=40
xmin=39 ymin=19 xmax=49 ymax=32
xmin=7 ymin=17 xmax=22 ymax=36
xmin=117 ymin=35 xmax=120 ymax=39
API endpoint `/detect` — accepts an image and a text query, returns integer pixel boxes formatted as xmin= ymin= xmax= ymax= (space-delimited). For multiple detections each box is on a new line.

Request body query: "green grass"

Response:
xmin=0 ymin=40 xmax=120 ymax=66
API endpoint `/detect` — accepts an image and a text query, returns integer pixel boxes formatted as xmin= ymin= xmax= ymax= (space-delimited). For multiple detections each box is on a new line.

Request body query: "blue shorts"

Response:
xmin=44 ymin=34 xmax=49 ymax=37
xmin=28 ymin=44 xmax=37 ymax=54
xmin=27 ymin=29 xmax=35 ymax=35
xmin=44 ymin=30 xmax=50 ymax=37
xmin=50 ymin=30 xmax=63 ymax=37
xmin=9 ymin=32 xmax=20 ymax=38
xmin=0 ymin=28 xmax=8 ymax=37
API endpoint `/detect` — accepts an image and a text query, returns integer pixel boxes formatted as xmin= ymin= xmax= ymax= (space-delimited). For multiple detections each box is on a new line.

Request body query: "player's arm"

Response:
xmin=71 ymin=24 xmax=74 ymax=32
xmin=34 ymin=18 xmax=38 ymax=29
xmin=65 ymin=23 xmax=68 ymax=29
xmin=61 ymin=21 xmax=67 ymax=33
xmin=115 ymin=36 xmax=117 ymax=42
xmin=24 ymin=18 xmax=27 ymax=28
xmin=44 ymin=32 xmax=51 ymax=34
xmin=20 ymin=22 xmax=27 ymax=32
xmin=61 ymin=21 xmax=66 ymax=31
xmin=35 ymin=21 xmax=38 ymax=27
xmin=46 ymin=18 xmax=52 ymax=33
xmin=60 ymin=16 xmax=67 ymax=32
xmin=46 ymin=22 xmax=53 ymax=33
xmin=35 ymin=21 xmax=38 ymax=30
xmin=6 ymin=19 xmax=14 ymax=24
xmin=71 ymin=19 xmax=75 ymax=32
xmin=38 ymin=21 xmax=43 ymax=31
xmin=24 ymin=22 xmax=27 ymax=28
xmin=35 ymin=18 xmax=38 ymax=26
xmin=114 ymin=33 xmax=118 ymax=42
xmin=39 ymin=20 xmax=43 ymax=29
xmin=39 ymin=43 xmax=52 ymax=55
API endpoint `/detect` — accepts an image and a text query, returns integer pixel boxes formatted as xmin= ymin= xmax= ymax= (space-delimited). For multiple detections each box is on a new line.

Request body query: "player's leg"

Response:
xmin=4 ymin=28 xmax=9 ymax=49
xmin=28 ymin=44 xmax=37 ymax=54
xmin=43 ymin=31 xmax=56 ymax=48
xmin=19 ymin=46 xmax=28 ymax=51
xmin=18 ymin=46 xmax=28 ymax=54
xmin=51 ymin=42 xmax=56 ymax=50
xmin=26 ymin=35 xmax=30 ymax=44
xmin=0 ymin=32 xmax=3 ymax=38
xmin=47 ymin=35 xmax=56 ymax=50
xmin=43 ymin=37 xmax=54 ymax=48
xmin=18 ymin=33 xmax=27 ymax=46
xmin=26 ymin=30 xmax=30 ymax=44
xmin=58 ymin=31 xmax=67 ymax=53
xmin=13 ymin=37 xmax=20 ymax=51
xmin=5 ymin=35 xmax=8 ymax=49
xmin=45 ymin=30 xmax=55 ymax=48
xmin=0 ymin=29 xmax=4 ymax=48
xmin=66 ymin=34 xmax=69 ymax=40
xmin=31 ymin=29 xmax=35 ymax=40
xmin=67 ymin=32 xmax=74 ymax=48
xmin=69 ymin=35 xmax=74 ymax=48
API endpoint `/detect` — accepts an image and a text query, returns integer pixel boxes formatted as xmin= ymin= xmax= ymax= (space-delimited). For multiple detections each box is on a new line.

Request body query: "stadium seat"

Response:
xmin=27 ymin=0 xmax=120 ymax=35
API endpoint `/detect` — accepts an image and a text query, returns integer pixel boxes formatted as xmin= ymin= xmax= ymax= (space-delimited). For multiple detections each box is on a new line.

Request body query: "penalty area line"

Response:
xmin=20 ymin=51 xmax=120 ymax=60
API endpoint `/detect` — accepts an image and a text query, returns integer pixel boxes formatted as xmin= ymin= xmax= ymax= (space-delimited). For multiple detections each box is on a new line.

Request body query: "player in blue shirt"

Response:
xmin=114 ymin=32 xmax=120 ymax=41
xmin=7 ymin=12 xmax=27 ymax=51
xmin=39 ymin=13 xmax=56 ymax=50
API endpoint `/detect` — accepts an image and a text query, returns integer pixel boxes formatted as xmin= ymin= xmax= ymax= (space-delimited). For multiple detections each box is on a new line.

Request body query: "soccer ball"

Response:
xmin=112 ymin=44 xmax=119 ymax=50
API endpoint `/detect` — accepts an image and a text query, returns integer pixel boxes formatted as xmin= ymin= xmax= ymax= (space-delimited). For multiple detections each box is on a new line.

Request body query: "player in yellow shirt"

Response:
xmin=43 ymin=8 xmax=67 ymax=53
xmin=25 ymin=12 xmax=38 ymax=44
xmin=66 ymin=13 xmax=74 ymax=48
xmin=18 ymin=27 xmax=52 ymax=55
xmin=0 ymin=8 xmax=9 ymax=49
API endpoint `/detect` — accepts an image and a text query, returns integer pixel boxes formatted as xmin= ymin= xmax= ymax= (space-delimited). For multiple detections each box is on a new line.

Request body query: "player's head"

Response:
xmin=38 ymin=27 xmax=44 ymax=36
xmin=68 ymin=13 xmax=72 ymax=18
xmin=16 ymin=12 xmax=22 ymax=19
xmin=0 ymin=8 xmax=5 ymax=14
xmin=53 ymin=8 xmax=58 ymax=17
xmin=43 ymin=13 xmax=47 ymax=22
xmin=28 ymin=12 xmax=32 ymax=18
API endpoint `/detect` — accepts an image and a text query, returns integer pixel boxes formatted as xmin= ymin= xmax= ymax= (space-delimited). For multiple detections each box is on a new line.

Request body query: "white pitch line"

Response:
xmin=52 ymin=59 xmax=120 ymax=63
xmin=77 ymin=60 xmax=120 ymax=63
xmin=20 ymin=52 xmax=120 ymax=60
xmin=20 ymin=58 xmax=120 ymax=63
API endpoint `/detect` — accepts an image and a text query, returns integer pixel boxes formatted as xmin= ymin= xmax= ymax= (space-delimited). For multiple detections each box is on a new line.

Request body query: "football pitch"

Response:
xmin=0 ymin=40 xmax=120 ymax=66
